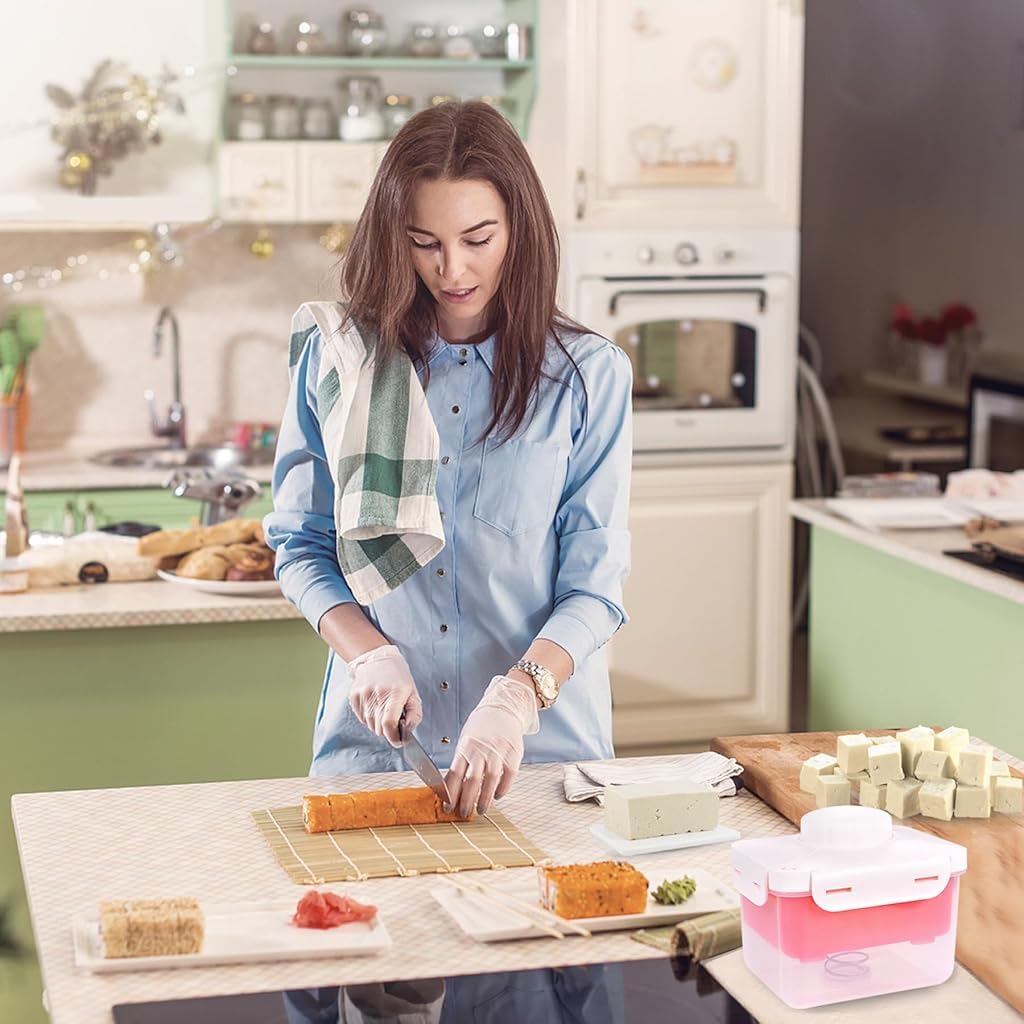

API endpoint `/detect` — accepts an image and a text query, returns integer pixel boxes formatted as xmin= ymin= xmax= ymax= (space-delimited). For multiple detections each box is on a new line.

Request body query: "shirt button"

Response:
xmin=441 ymin=736 xmax=451 ymax=744
xmin=436 ymin=567 xmax=445 ymax=577
xmin=440 ymin=624 xmax=448 ymax=633
xmin=459 ymin=360 xmax=467 ymax=366
xmin=441 ymin=455 xmax=450 ymax=465
xmin=440 ymin=681 xmax=449 ymax=690
xmin=459 ymin=348 xmax=468 ymax=356
xmin=451 ymin=405 xmax=460 ymax=414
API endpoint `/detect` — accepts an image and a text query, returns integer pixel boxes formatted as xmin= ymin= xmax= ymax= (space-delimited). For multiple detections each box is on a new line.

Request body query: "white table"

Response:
xmin=12 ymin=761 xmax=1021 ymax=1024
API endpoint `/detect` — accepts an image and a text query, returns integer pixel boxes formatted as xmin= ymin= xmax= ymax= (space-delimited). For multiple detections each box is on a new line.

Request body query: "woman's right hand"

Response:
xmin=346 ymin=644 xmax=423 ymax=747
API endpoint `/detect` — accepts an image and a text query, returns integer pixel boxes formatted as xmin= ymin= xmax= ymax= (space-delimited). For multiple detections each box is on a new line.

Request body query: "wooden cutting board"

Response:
xmin=711 ymin=730 xmax=1024 ymax=1014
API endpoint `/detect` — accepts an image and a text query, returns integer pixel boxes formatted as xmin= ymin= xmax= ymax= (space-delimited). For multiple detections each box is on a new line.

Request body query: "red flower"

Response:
xmin=889 ymin=303 xmax=917 ymax=339
xmin=916 ymin=316 xmax=947 ymax=347
xmin=940 ymin=302 xmax=977 ymax=331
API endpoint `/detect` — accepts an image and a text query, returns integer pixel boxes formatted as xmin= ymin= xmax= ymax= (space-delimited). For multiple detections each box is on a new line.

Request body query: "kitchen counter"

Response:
xmin=0 ymin=446 xmax=274 ymax=492
xmin=12 ymin=762 xmax=1021 ymax=1024
xmin=0 ymin=578 xmax=299 ymax=632
xmin=791 ymin=499 xmax=1024 ymax=759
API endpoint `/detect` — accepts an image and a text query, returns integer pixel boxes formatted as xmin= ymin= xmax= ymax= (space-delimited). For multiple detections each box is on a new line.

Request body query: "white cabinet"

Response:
xmin=568 ymin=0 xmax=804 ymax=228
xmin=609 ymin=461 xmax=792 ymax=750
xmin=0 ymin=0 xmax=220 ymax=228
xmin=219 ymin=142 xmax=385 ymax=222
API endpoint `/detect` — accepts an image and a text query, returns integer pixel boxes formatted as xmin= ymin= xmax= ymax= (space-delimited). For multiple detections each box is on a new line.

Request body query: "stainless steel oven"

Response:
xmin=571 ymin=228 xmax=798 ymax=458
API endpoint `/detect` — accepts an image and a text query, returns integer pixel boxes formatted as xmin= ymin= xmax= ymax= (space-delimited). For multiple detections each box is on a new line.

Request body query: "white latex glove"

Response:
xmin=347 ymin=645 xmax=423 ymax=747
xmin=445 ymin=675 xmax=541 ymax=818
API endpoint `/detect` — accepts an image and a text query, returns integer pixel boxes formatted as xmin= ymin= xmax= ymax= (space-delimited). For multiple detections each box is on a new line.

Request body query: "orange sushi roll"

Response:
xmin=302 ymin=787 xmax=472 ymax=833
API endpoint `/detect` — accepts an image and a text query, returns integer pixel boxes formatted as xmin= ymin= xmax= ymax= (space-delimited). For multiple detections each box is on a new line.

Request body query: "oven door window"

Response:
xmin=615 ymin=317 xmax=756 ymax=411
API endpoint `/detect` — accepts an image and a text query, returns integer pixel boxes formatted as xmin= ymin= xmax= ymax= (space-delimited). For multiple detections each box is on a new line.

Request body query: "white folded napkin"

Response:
xmin=563 ymin=752 xmax=744 ymax=805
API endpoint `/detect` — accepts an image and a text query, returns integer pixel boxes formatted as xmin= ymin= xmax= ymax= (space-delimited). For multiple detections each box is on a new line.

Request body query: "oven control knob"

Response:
xmin=715 ymin=245 xmax=737 ymax=264
xmin=674 ymin=242 xmax=699 ymax=266
xmin=636 ymin=245 xmax=654 ymax=264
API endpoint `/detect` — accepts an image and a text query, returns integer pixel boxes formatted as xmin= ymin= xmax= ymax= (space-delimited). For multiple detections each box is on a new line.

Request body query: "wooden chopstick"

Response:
xmin=439 ymin=874 xmax=592 ymax=938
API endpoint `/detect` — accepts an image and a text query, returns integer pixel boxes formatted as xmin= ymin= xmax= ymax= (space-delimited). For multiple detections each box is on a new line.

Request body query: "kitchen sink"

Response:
xmin=90 ymin=445 xmax=276 ymax=471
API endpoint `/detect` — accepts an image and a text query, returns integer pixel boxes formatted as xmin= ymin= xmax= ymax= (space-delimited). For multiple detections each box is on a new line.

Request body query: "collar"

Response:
xmin=424 ymin=331 xmax=496 ymax=375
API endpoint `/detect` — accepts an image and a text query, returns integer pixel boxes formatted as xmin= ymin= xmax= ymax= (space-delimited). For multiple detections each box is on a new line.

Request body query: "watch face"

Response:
xmin=539 ymin=674 xmax=559 ymax=700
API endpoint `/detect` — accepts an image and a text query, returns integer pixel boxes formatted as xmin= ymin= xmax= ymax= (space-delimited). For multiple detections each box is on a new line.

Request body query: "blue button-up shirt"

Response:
xmin=265 ymin=324 xmax=633 ymax=777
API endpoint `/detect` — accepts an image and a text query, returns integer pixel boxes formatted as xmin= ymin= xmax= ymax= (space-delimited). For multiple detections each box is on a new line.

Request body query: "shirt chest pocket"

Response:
xmin=473 ymin=438 xmax=569 ymax=537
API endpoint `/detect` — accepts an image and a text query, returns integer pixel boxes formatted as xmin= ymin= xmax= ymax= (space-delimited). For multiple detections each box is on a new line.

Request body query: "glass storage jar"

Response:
xmin=267 ymin=94 xmax=301 ymax=139
xmin=477 ymin=23 xmax=505 ymax=58
xmin=336 ymin=75 xmax=385 ymax=140
xmin=245 ymin=21 xmax=277 ymax=54
xmin=342 ymin=8 xmax=388 ymax=56
xmin=287 ymin=18 xmax=327 ymax=55
xmin=442 ymin=25 xmax=477 ymax=59
xmin=301 ymin=97 xmax=335 ymax=139
xmin=382 ymin=94 xmax=415 ymax=137
xmin=406 ymin=23 xmax=441 ymax=58
xmin=227 ymin=92 xmax=267 ymax=140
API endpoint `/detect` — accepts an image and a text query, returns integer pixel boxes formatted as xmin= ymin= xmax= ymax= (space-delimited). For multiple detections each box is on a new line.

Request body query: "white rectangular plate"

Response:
xmin=73 ymin=900 xmax=391 ymax=972
xmin=824 ymin=498 xmax=972 ymax=531
xmin=430 ymin=865 xmax=739 ymax=943
xmin=589 ymin=822 xmax=740 ymax=856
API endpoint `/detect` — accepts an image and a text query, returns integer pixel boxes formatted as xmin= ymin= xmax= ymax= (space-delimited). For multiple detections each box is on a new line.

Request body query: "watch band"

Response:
xmin=512 ymin=659 xmax=560 ymax=709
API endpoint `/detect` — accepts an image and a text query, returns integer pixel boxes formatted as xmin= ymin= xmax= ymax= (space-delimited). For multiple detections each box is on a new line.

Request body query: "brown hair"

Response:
xmin=341 ymin=100 xmax=588 ymax=442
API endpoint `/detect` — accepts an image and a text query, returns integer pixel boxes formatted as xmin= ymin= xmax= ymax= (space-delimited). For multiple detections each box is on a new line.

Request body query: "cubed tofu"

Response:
xmin=799 ymin=753 xmax=839 ymax=795
xmin=992 ymin=777 xmax=1023 ymax=815
xmin=989 ymin=760 xmax=1011 ymax=797
xmin=895 ymin=726 xmax=935 ymax=777
xmin=914 ymin=749 xmax=953 ymax=782
xmin=919 ymin=779 xmax=956 ymax=821
xmin=954 ymin=784 xmax=991 ymax=819
xmin=957 ymin=747 xmax=992 ymax=788
xmin=816 ymin=775 xmax=851 ymax=809
xmin=935 ymin=726 xmax=970 ymax=769
xmin=859 ymin=780 xmax=887 ymax=809
xmin=868 ymin=742 xmax=905 ymax=786
xmin=837 ymin=734 xmax=874 ymax=775
xmin=885 ymin=778 xmax=922 ymax=818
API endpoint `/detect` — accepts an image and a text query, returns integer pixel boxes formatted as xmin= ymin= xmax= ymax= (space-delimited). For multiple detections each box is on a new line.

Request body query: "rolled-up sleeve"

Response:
xmin=538 ymin=342 xmax=633 ymax=672
xmin=263 ymin=326 xmax=356 ymax=631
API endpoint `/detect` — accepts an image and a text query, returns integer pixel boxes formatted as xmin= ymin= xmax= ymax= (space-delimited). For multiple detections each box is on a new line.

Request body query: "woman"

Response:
xmin=265 ymin=101 xmax=632 ymax=819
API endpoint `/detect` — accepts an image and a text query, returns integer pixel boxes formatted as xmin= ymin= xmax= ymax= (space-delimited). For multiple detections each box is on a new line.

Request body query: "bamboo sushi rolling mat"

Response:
xmin=252 ymin=805 xmax=549 ymax=883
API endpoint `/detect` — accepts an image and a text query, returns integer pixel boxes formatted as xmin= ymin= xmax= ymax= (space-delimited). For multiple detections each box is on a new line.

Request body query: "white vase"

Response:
xmin=917 ymin=344 xmax=948 ymax=387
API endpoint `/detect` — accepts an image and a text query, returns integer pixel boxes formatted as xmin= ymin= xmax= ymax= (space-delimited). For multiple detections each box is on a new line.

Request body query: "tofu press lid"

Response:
xmin=731 ymin=806 xmax=967 ymax=911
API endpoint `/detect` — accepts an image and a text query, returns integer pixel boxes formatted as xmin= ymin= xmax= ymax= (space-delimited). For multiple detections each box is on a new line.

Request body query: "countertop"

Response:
xmin=0 ymin=578 xmax=299 ymax=633
xmin=0 ymin=446 xmax=274 ymax=492
xmin=791 ymin=498 xmax=1024 ymax=607
xmin=12 ymin=761 xmax=1020 ymax=1024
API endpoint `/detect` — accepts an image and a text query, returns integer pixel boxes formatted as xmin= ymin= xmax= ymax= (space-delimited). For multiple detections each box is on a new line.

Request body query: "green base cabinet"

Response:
xmin=1 ymin=618 xmax=326 ymax=1024
xmin=808 ymin=527 xmax=1023 ymax=759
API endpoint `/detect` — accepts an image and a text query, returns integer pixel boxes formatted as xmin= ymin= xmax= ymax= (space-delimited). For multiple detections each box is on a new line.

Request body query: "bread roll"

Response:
xmin=199 ymin=518 xmax=261 ymax=547
xmin=175 ymin=546 xmax=232 ymax=581
xmin=224 ymin=546 xmax=275 ymax=581
xmin=138 ymin=528 xmax=203 ymax=559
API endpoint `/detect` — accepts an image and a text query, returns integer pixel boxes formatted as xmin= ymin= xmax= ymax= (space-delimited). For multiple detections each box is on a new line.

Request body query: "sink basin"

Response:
xmin=90 ymin=445 xmax=276 ymax=471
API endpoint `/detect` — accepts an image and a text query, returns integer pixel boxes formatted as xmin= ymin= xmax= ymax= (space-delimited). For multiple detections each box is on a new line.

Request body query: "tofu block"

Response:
xmin=885 ymin=778 xmax=922 ymax=818
xmin=895 ymin=726 xmax=935 ymax=777
xmin=816 ymin=775 xmax=851 ymax=808
xmin=935 ymin=726 xmax=970 ymax=769
xmin=867 ymin=742 xmax=905 ymax=786
xmin=914 ymin=750 xmax=953 ymax=782
xmin=800 ymin=753 xmax=838 ymax=794
xmin=919 ymin=779 xmax=956 ymax=821
xmin=602 ymin=779 xmax=718 ymax=840
xmin=954 ymin=784 xmax=991 ymax=819
xmin=859 ymin=780 xmax=887 ymax=809
xmin=989 ymin=761 xmax=1011 ymax=797
xmin=837 ymin=734 xmax=874 ymax=775
xmin=993 ymin=777 xmax=1023 ymax=814
xmin=957 ymin=747 xmax=992 ymax=788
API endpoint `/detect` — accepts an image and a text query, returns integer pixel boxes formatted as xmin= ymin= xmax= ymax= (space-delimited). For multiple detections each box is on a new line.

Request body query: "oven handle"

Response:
xmin=608 ymin=287 xmax=768 ymax=315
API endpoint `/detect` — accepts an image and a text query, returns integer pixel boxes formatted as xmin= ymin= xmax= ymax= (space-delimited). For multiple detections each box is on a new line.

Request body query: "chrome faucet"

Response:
xmin=145 ymin=306 xmax=187 ymax=449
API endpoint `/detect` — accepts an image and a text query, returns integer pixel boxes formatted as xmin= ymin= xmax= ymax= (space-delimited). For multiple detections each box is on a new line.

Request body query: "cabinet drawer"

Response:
xmin=298 ymin=141 xmax=384 ymax=222
xmin=218 ymin=142 xmax=298 ymax=223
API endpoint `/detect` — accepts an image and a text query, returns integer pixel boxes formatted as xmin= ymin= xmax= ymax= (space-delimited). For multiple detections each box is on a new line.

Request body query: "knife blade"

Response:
xmin=399 ymin=716 xmax=450 ymax=807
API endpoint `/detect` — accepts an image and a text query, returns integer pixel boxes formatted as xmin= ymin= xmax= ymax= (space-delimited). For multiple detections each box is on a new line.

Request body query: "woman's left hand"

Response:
xmin=445 ymin=675 xmax=540 ymax=818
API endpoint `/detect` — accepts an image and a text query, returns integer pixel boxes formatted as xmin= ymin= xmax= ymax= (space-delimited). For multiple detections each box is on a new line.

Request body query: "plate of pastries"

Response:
xmin=138 ymin=518 xmax=280 ymax=596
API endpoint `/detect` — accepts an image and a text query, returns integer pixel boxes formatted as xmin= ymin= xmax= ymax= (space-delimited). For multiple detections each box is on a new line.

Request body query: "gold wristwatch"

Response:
xmin=512 ymin=659 xmax=560 ymax=709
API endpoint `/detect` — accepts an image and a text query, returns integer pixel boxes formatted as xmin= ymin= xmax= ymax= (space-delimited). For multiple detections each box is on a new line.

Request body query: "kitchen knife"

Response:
xmin=399 ymin=716 xmax=451 ymax=807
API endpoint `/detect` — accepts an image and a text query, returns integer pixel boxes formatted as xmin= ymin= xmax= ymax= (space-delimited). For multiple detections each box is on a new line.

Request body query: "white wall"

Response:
xmin=800 ymin=0 xmax=1024 ymax=385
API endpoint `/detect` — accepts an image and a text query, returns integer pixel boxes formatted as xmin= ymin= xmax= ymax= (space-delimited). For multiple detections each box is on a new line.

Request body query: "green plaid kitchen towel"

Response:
xmin=289 ymin=301 xmax=444 ymax=605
